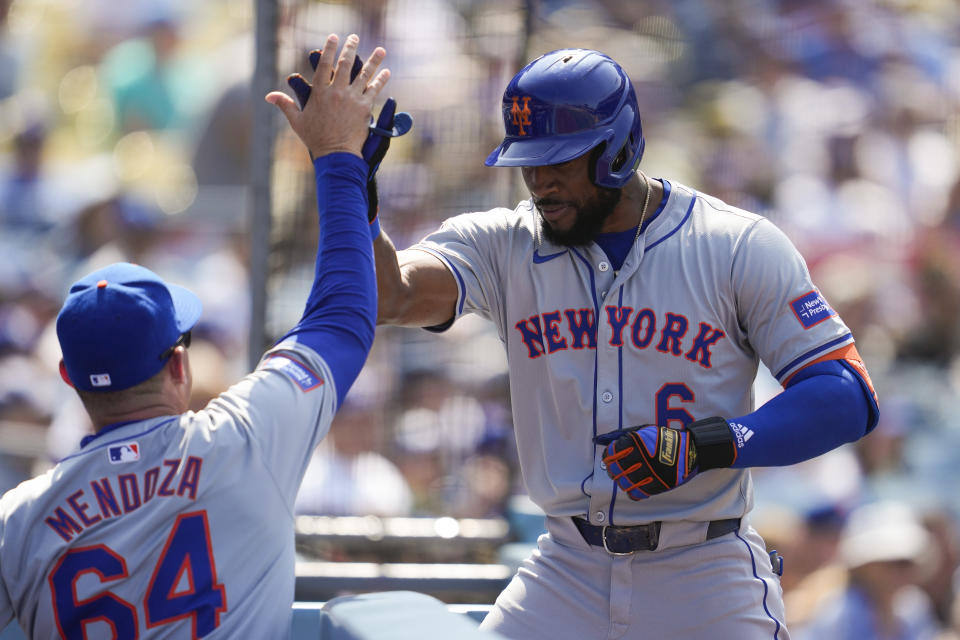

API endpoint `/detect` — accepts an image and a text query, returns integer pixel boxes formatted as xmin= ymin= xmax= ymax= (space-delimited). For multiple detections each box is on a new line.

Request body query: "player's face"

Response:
xmin=522 ymin=155 xmax=621 ymax=247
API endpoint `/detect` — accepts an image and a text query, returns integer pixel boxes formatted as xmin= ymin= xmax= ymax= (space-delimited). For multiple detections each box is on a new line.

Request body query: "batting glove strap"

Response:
xmin=686 ymin=416 xmax=737 ymax=470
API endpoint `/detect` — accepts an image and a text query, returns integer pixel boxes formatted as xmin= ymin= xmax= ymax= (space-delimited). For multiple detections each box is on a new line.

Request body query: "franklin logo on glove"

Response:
xmin=659 ymin=428 xmax=678 ymax=465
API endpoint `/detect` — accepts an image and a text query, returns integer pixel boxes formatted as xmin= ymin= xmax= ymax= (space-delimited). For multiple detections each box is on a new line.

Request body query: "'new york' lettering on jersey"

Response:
xmin=513 ymin=307 xmax=726 ymax=368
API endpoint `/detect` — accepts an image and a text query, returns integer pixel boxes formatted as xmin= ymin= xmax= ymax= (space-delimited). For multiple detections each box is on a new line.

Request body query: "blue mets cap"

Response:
xmin=56 ymin=262 xmax=202 ymax=392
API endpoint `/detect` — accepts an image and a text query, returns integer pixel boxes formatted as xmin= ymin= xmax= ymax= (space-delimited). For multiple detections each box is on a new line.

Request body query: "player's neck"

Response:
xmin=84 ymin=352 xmax=192 ymax=431
xmin=600 ymin=172 xmax=662 ymax=234
xmin=83 ymin=376 xmax=192 ymax=432
xmin=88 ymin=401 xmax=186 ymax=432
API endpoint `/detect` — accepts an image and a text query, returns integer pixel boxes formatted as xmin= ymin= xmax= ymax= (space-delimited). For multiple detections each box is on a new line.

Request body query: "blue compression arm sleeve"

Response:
xmin=727 ymin=359 xmax=877 ymax=468
xmin=278 ymin=154 xmax=377 ymax=408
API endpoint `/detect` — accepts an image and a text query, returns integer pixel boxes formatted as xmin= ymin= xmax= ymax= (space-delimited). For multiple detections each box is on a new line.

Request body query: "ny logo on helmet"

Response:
xmin=511 ymin=96 xmax=532 ymax=136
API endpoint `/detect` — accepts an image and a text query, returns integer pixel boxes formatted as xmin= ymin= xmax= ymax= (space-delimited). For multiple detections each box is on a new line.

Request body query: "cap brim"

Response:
xmin=167 ymin=282 xmax=202 ymax=333
xmin=485 ymin=129 xmax=602 ymax=167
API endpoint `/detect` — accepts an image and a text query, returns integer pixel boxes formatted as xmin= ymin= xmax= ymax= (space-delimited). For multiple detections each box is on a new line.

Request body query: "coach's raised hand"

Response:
xmin=266 ymin=34 xmax=390 ymax=159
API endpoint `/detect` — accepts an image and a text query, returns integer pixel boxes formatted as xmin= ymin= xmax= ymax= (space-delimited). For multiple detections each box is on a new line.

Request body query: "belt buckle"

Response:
xmin=601 ymin=526 xmax=635 ymax=556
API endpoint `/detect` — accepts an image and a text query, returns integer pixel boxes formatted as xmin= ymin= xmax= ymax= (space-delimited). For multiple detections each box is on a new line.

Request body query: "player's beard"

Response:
xmin=536 ymin=186 xmax=622 ymax=247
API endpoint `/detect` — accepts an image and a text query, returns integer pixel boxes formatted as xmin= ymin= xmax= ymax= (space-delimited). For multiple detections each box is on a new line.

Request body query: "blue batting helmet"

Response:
xmin=484 ymin=49 xmax=645 ymax=189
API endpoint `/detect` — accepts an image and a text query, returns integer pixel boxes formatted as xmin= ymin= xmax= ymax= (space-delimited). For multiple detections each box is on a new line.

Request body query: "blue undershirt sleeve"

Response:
xmin=277 ymin=153 xmax=377 ymax=408
xmin=727 ymin=359 xmax=876 ymax=468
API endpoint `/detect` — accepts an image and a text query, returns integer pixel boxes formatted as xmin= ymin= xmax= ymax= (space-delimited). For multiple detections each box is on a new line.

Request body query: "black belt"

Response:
xmin=572 ymin=517 xmax=741 ymax=555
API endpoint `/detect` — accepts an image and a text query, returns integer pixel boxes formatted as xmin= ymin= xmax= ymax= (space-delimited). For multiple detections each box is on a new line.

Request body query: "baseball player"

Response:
xmin=0 ymin=33 xmax=388 ymax=638
xmin=373 ymin=49 xmax=879 ymax=638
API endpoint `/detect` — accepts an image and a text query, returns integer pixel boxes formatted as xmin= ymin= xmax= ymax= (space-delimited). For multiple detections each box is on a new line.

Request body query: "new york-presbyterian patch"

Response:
xmin=266 ymin=355 xmax=324 ymax=391
xmin=790 ymin=290 xmax=835 ymax=329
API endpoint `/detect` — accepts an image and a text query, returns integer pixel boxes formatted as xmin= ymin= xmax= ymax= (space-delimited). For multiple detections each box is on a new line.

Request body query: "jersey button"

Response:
xmin=595 ymin=511 xmax=606 ymax=522
xmin=601 ymin=290 xmax=608 ymax=297
xmin=601 ymin=391 xmax=613 ymax=403
xmin=598 ymin=261 xmax=610 ymax=272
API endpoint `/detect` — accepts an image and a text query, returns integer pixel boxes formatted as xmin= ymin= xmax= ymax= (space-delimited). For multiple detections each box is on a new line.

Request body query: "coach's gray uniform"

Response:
xmin=0 ymin=340 xmax=334 ymax=639
xmin=415 ymin=179 xmax=849 ymax=639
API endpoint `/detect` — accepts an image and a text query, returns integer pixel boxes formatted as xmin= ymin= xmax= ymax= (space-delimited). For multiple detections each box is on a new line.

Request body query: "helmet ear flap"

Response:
xmin=588 ymin=141 xmax=633 ymax=187
xmin=588 ymin=144 xmax=606 ymax=187
xmin=588 ymin=140 xmax=630 ymax=187
xmin=611 ymin=144 xmax=629 ymax=173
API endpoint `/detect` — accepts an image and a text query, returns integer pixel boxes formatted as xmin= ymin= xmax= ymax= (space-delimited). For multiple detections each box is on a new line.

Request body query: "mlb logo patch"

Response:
xmin=267 ymin=356 xmax=323 ymax=391
xmin=108 ymin=443 xmax=140 ymax=463
xmin=90 ymin=373 xmax=112 ymax=387
xmin=790 ymin=290 xmax=835 ymax=329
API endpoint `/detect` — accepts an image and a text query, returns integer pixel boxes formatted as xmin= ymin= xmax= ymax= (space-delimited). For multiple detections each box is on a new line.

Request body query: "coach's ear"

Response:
xmin=58 ymin=360 xmax=75 ymax=388
xmin=166 ymin=346 xmax=189 ymax=384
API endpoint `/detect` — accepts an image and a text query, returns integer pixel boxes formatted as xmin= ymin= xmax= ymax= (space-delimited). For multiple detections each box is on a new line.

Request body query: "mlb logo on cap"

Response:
xmin=90 ymin=373 xmax=112 ymax=387
xmin=108 ymin=443 xmax=140 ymax=463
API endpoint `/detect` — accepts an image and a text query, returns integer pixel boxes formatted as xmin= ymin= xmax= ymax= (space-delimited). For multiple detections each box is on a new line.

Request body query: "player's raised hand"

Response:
xmin=265 ymin=34 xmax=390 ymax=159
xmin=287 ymin=46 xmax=413 ymax=224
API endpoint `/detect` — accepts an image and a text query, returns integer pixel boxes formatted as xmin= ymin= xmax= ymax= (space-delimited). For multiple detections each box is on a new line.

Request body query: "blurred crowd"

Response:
xmin=2 ymin=0 xmax=960 ymax=634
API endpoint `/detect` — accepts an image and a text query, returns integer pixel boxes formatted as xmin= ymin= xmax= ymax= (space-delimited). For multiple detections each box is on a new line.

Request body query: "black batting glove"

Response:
xmin=600 ymin=425 xmax=700 ymax=500
xmin=598 ymin=416 xmax=736 ymax=501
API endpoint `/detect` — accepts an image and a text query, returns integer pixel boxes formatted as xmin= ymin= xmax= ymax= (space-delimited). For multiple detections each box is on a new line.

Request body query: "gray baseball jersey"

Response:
xmin=414 ymin=179 xmax=852 ymax=528
xmin=0 ymin=339 xmax=336 ymax=638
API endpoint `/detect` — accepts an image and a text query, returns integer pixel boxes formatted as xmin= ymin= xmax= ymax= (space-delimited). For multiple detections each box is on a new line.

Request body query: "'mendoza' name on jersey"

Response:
xmin=514 ymin=306 xmax=726 ymax=367
xmin=44 ymin=457 xmax=203 ymax=542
